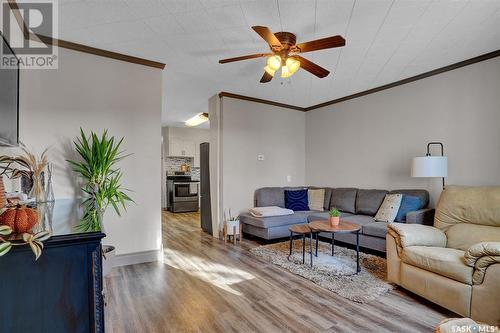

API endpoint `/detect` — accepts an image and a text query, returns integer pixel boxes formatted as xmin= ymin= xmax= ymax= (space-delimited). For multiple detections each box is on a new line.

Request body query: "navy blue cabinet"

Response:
xmin=0 ymin=201 xmax=105 ymax=333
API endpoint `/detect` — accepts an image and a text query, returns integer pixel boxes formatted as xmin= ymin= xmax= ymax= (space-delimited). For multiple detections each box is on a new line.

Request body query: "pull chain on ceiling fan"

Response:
xmin=219 ymin=26 xmax=346 ymax=83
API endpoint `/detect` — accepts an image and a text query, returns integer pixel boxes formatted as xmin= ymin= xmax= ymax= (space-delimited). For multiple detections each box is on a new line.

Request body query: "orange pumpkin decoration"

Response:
xmin=0 ymin=205 xmax=38 ymax=233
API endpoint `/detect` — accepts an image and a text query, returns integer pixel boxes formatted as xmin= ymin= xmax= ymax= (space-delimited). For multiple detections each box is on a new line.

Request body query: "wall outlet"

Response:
xmin=257 ymin=154 xmax=265 ymax=161
xmin=286 ymin=175 xmax=292 ymax=183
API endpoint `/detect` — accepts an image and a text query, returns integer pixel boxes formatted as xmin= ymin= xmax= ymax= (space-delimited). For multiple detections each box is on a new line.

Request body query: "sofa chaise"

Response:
xmin=387 ymin=186 xmax=500 ymax=325
xmin=240 ymin=187 xmax=433 ymax=252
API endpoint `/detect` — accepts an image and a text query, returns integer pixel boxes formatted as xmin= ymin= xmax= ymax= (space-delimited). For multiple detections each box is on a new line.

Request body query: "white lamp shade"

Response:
xmin=411 ymin=156 xmax=448 ymax=178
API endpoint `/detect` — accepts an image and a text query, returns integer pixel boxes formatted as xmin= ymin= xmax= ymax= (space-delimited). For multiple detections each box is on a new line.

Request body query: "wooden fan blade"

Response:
xmin=252 ymin=26 xmax=282 ymax=48
xmin=219 ymin=53 xmax=271 ymax=64
xmin=260 ymin=72 xmax=273 ymax=83
xmin=293 ymin=56 xmax=330 ymax=78
xmin=293 ymin=35 xmax=345 ymax=53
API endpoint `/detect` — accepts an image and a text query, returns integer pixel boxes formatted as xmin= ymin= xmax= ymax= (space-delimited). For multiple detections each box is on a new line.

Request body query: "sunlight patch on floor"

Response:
xmin=163 ymin=248 xmax=255 ymax=296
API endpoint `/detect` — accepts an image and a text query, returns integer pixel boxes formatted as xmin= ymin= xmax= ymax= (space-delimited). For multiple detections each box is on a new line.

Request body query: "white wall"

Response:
xmin=219 ymin=97 xmax=306 ymax=219
xmin=1 ymin=46 xmax=163 ymax=258
xmin=306 ymin=57 xmax=500 ymax=206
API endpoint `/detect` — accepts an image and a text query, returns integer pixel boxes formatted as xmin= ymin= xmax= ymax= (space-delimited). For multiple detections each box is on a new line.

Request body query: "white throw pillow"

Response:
xmin=308 ymin=189 xmax=325 ymax=211
xmin=374 ymin=194 xmax=403 ymax=223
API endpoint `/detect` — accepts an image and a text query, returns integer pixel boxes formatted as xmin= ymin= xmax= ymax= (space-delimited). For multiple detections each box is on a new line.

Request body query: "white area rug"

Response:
xmin=250 ymin=239 xmax=394 ymax=303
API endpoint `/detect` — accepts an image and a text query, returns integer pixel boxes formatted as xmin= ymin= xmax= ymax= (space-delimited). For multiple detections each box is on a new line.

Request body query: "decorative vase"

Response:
xmin=329 ymin=216 xmax=340 ymax=226
xmin=45 ymin=163 xmax=55 ymax=203
xmin=29 ymin=173 xmax=46 ymax=203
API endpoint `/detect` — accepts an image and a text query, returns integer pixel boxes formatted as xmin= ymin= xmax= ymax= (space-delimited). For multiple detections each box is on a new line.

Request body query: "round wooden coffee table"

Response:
xmin=308 ymin=220 xmax=362 ymax=273
xmin=288 ymin=224 xmax=313 ymax=266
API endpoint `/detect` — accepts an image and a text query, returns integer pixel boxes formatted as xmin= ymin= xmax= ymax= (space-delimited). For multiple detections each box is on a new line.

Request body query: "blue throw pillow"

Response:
xmin=395 ymin=195 xmax=423 ymax=222
xmin=285 ymin=189 xmax=309 ymax=211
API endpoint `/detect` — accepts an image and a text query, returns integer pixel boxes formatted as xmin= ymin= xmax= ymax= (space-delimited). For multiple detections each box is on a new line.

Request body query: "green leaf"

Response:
xmin=29 ymin=241 xmax=42 ymax=260
xmin=0 ymin=225 xmax=12 ymax=236
xmin=33 ymin=231 xmax=51 ymax=242
xmin=33 ymin=239 xmax=44 ymax=249
xmin=22 ymin=233 xmax=33 ymax=243
xmin=0 ymin=242 xmax=12 ymax=256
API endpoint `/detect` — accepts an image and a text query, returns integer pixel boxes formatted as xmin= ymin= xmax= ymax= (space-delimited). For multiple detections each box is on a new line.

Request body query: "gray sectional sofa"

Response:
xmin=239 ymin=187 xmax=434 ymax=252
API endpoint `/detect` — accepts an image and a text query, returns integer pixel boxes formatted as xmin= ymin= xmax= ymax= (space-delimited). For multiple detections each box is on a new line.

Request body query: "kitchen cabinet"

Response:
xmin=163 ymin=127 xmax=209 ymax=165
xmin=168 ymin=137 xmax=195 ymax=157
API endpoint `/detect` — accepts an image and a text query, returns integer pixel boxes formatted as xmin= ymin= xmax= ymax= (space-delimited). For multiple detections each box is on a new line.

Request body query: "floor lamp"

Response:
xmin=411 ymin=142 xmax=448 ymax=190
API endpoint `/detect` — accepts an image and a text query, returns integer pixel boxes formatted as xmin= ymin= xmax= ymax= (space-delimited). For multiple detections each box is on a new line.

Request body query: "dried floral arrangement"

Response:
xmin=0 ymin=147 xmax=51 ymax=260
xmin=0 ymin=147 xmax=49 ymax=181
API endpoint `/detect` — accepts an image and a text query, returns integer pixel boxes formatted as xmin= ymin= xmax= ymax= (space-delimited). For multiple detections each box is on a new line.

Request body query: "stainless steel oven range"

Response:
xmin=167 ymin=175 xmax=199 ymax=213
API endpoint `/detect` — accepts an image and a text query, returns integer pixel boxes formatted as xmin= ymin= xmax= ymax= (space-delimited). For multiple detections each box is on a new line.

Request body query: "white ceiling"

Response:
xmin=57 ymin=0 xmax=500 ymax=126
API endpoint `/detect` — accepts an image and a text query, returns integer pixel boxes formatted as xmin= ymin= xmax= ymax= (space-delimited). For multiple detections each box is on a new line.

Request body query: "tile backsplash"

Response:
xmin=165 ymin=157 xmax=200 ymax=180
xmin=166 ymin=156 xmax=193 ymax=174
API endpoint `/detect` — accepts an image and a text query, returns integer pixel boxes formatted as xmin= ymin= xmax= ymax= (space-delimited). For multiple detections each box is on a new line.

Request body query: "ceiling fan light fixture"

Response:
xmin=281 ymin=65 xmax=291 ymax=78
xmin=267 ymin=55 xmax=281 ymax=71
xmin=281 ymin=57 xmax=301 ymax=78
xmin=185 ymin=112 xmax=209 ymax=127
xmin=264 ymin=65 xmax=276 ymax=76
xmin=286 ymin=57 xmax=300 ymax=73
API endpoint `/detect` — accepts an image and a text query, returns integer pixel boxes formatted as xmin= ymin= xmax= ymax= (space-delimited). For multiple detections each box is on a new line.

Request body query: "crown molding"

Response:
xmin=218 ymin=92 xmax=306 ymax=111
xmin=34 ymin=34 xmax=166 ymax=70
xmin=6 ymin=0 xmax=165 ymax=70
xmin=220 ymin=49 xmax=500 ymax=112
xmin=305 ymin=49 xmax=500 ymax=111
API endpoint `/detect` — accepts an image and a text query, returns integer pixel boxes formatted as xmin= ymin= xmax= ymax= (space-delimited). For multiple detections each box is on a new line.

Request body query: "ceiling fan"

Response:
xmin=219 ymin=26 xmax=345 ymax=83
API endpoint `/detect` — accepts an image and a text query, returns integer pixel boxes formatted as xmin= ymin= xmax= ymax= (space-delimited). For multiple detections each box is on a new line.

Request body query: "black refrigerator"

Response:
xmin=200 ymin=142 xmax=212 ymax=235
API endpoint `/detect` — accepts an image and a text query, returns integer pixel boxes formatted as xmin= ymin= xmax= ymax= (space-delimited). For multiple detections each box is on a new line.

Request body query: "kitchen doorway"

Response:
xmin=161 ymin=126 xmax=210 ymax=235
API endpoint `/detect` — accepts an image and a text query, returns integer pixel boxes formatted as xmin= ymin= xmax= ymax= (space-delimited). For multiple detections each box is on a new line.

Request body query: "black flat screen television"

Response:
xmin=0 ymin=33 xmax=19 ymax=146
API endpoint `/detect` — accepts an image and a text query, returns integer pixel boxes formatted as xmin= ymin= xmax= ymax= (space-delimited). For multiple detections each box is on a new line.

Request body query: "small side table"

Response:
xmin=288 ymin=224 xmax=313 ymax=266
xmin=308 ymin=220 xmax=362 ymax=273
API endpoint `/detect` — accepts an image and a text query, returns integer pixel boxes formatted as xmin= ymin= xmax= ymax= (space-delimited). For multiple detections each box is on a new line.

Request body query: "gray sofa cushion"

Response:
xmin=324 ymin=188 xmax=333 ymax=210
xmin=356 ymin=189 xmax=388 ymax=216
xmin=255 ymin=187 xmax=307 ymax=207
xmin=255 ymin=187 xmax=285 ymax=207
xmin=389 ymin=189 xmax=429 ymax=209
xmin=330 ymin=188 xmax=358 ymax=214
xmin=239 ymin=211 xmax=312 ymax=229
xmin=341 ymin=214 xmax=375 ymax=227
xmin=362 ymin=222 xmax=388 ymax=238
xmin=307 ymin=211 xmax=353 ymax=222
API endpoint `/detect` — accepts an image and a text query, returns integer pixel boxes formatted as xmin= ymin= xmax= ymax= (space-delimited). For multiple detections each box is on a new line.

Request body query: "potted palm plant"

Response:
xmin=67 ymin=128 xmax=133 ymax=232
xmin=329 ymin=207 xmax=341 ymax=226
xmin=67 ymin=129 xmax=133 ymax=276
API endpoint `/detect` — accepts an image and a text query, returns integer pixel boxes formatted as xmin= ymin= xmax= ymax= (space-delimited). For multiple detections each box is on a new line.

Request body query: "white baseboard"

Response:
xmin=113 ymin=249 xmax=163 ymax=267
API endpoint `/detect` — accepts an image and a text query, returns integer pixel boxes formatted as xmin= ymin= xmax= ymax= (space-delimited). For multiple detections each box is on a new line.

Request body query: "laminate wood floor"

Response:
xmin=104 ymin=210 xmax=453 ymax=333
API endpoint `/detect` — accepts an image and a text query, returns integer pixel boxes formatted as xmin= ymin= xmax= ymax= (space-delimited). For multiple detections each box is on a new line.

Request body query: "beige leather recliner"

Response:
xmin=386 ymin=186 xmax=500 ymax=325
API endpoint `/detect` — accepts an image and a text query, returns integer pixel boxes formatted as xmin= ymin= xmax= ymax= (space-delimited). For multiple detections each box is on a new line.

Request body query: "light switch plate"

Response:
xmin=286 ymin=175 xmax=292 ymax=183
xmin=258 ymin=154 xmax=265 ymax=161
